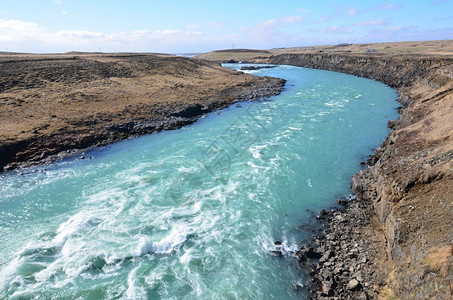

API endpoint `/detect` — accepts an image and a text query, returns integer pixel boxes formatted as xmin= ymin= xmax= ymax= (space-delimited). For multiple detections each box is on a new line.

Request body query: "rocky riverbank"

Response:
xmin=297 ymin=196 xmax=390 ymax=299
xmin=0 ymin=54 xmax=285 ymax=172
xmin=254 ymin=53 xmax=453 ymax=298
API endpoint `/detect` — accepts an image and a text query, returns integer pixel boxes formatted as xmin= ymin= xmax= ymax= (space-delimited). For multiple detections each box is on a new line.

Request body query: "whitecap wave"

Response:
xmin=133 ymin=224 xmax=191 ymax=256
xmin=126 ymin=265 xmax=147 ymax=299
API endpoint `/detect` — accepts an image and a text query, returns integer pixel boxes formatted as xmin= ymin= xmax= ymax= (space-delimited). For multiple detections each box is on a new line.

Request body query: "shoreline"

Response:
xmin=0 ymin=89 xmax=286 ymax=173
xmin=296 ymin=194 xmax=392 ymax=299
xmin=250 ymin=53 xmax=453 ymax=298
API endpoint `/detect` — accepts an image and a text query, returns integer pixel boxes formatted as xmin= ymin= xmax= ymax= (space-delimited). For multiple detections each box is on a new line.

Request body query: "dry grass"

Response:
xmin=0 ymin=53 xmax=276 ymax=144
xmin=423 ymin=245 xmax=453 ymax=276
xmin=197 ymin=40 xmax=453 ymax=62
xmin=270 ymin=40 xmax=453 ymax=56
xmin=197 ymin=50 xmax=273 ymax=61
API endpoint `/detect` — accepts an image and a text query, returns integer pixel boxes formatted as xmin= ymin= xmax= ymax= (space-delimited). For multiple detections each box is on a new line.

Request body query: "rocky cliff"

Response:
xmin=257 ymin=53 xmax=453 ymax=298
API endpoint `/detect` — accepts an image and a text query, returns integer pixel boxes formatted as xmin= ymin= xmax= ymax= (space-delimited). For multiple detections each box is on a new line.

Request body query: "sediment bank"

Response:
xmin=253 ymin=53 xmax=453 ymax=298
xmin=0 ymin=54 xmax=285 ymax=172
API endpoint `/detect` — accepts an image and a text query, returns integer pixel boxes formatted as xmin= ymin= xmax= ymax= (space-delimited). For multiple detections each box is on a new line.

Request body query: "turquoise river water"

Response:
xmin=0 ymin=64 xmax=398 ymax=299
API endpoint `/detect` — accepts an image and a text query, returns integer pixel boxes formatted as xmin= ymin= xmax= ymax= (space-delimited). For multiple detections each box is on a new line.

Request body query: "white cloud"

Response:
xmin=347 ymin=8 xmax=358 ymax=16
xmin=159 ymin=29 xmax=180 ymax=36
xmin=187 ymin=23 xmax=200 ymax=30
xmin=55 ymin=30 xmax=106 ymax=39
xmin=376 ymin=4 xmax=401 ymax=10
xmin=3 ymin=11 xmax=450 ymax=54
xmin=244 ymin=15 xmax=304 ymax=32
xmin=186 ymin=22 xmax=223 ymax=30
xmin=131 ymin=29 xmax=149 ymax=36
xmin=0 ymin=17 xmax=213 ymax=52
xmin=323 ymin=3 xmax=402 ymax=21
xmin=54 ymin=0 xmax=64 ymax=4
xmin=258 ymin=19 xmax=278 ymax=28
xmin=297 ymin=8 xmax=310 ymax=14
xmin=281 ymin=16 xmax=304 ymax=23
xmin=224 ymin=33 xmax=238 ymax=39
xmin=0 ymin=19 xmax=42 ymax=42
xmin=238 ymin=19 xmax=289 ymax=48
xmin=386 ymin=25 xmax=403 ymax=31
xmin=356 ymin=18 xmax=386 ymax=26
xmin=319 ymin=6 xmax=360 ymax=22
xmin=136 ymin=29 xmax=205 ymax=43
xmin=321 ymin=25 xmax=354 ymax=33
xmin=206 ymin=22 xmax=222 ymax=28
xmin=62 ymin=11 xmax=68 ymax=15
xmin=357 ymin=25 xmax=453 ymax=44
xmin=0 ymin=19 xmax=40 ymax=32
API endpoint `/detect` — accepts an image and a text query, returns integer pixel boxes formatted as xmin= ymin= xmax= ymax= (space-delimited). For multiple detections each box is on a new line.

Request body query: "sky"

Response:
xmin=0 ymin=0 xmax=452 ymax=54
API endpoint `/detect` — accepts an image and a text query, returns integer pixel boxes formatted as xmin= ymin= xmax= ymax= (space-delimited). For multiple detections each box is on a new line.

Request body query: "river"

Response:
xmin=0 ymin=64 xmax=398 ymax=299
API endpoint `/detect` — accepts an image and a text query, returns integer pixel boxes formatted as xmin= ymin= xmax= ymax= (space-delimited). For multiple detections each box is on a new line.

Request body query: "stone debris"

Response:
xmin=297 ymin=197 xmax=385 ymax=299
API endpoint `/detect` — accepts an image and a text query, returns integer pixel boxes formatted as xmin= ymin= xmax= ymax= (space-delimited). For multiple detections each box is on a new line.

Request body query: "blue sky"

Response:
xmin=0 ymin=0 xmax=452 ymax=53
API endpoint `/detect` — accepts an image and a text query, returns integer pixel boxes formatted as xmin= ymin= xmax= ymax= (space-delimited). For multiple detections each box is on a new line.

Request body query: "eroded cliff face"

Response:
xmin=259 ymin=53 xmax=453 ymax=298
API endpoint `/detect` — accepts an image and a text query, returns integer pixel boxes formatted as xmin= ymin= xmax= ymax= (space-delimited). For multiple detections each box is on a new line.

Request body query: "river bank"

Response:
xmin=0 ymin=53 xmax=285 ymax=172
xmin=249 ymin=53 xmax=453 ymax=298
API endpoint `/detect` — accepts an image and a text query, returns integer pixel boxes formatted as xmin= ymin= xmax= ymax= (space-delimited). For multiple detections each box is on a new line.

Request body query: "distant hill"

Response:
xmin=197 ymin=40 xmax=453 ymax=62
xmin=212 ymin=49 xmax=271 ymax=53
xmin=197 ymin=49 xmax=273 ymax=61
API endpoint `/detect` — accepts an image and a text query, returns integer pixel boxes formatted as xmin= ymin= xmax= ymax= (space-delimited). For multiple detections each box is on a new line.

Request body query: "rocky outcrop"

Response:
xmin=256 ymin=53 xmax=453 ymax=298
xmin=262 ymin=53 xmax=452 ymax=88
xmin=240 ymin=65 xmax=276 ymax=71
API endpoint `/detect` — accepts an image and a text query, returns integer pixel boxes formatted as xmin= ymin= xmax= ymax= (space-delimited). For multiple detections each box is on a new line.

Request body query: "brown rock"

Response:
xmin=347 ymin=279 xmax=361 ymax=291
